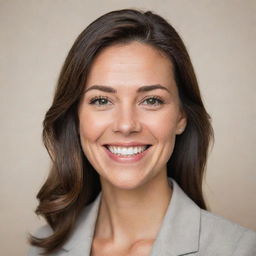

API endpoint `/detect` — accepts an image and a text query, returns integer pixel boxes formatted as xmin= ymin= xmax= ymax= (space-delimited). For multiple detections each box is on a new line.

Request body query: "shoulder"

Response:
xmin=169 ymin=178 xmax=256 ymax=255
xmin=199 ymin=209 xmax=256 ymax=255
xmin=27 ymin=195 xmax=102 ymax=256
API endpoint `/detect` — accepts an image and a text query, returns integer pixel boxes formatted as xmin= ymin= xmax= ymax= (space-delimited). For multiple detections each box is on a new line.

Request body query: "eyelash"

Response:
xmin=89 ymin=96 xmax=165 ymax=107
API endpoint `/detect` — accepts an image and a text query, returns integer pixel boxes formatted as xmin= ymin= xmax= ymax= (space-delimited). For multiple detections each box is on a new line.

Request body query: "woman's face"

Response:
xmin=78 ymin=41 xmax=186 ymax=190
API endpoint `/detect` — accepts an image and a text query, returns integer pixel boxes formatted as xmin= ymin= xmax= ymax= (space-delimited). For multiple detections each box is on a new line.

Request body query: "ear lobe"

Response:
xmin=176 ymin=113 xmax=187 ymax=135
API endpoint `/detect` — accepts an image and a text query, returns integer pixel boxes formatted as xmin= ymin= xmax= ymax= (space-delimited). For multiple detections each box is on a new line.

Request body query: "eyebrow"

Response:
xmin=84 ymin=84 xmax=170 ymax=94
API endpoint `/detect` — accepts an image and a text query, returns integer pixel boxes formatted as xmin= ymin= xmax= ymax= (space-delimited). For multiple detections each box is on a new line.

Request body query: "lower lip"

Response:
xmin=103 ymin=146 xmax=151 ymax=163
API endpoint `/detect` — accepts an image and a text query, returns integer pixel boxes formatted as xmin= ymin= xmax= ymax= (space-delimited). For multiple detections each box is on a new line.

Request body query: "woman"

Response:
xmin=28 ymin=9 xmax=256 ymax=256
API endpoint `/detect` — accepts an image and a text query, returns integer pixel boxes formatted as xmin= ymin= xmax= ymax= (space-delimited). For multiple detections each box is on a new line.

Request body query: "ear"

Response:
xmin=175 ymin=110 xmax=187 ymax=135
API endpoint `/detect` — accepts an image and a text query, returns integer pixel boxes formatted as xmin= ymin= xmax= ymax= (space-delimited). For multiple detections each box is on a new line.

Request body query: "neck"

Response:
xmin=94 ymin=172 xmax=172 ymax=246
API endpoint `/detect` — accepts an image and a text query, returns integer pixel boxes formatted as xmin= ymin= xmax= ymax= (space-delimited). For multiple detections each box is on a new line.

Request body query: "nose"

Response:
xmin=112 ymin=104 xmax=142 ymax=135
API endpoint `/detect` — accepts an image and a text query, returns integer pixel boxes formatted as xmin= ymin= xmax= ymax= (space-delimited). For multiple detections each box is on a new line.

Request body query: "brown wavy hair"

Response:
xmin=29 ymin=8 xmax=213 ymax=254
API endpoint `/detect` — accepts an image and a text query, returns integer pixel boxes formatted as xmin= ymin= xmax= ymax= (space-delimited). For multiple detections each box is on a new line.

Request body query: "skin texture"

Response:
xmin=78 ymin=41 xmax=186 ymax=255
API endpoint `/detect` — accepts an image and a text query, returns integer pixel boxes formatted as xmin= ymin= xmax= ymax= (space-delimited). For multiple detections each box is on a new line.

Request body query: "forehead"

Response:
xmin=85 ymin=41 xmax=176 ymax=91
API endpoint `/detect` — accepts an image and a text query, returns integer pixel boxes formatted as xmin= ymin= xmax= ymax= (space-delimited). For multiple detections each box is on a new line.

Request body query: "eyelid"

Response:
xmin=88 ymin=95 xmax=165 ymax=107
xmin=89 ymin=95 xmax=113 ymax=105
xmin=140 ymin=95 xmax=165 ymax=105
xmin=141 ymin=95 xmax=163 ymax=101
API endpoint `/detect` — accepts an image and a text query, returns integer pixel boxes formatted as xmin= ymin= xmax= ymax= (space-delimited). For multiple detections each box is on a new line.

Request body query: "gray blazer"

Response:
xmin=28 ymin=178 xmax=256 ymax=255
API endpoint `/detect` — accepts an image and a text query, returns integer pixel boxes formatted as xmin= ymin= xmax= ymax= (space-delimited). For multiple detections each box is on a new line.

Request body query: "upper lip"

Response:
xmin=103 ymin=142 xmax=152 ymax=147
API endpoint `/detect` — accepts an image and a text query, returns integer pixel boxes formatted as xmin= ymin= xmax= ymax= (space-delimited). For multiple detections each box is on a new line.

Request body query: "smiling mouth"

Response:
xmin=103 ymin=145 xmax=152 ymax=156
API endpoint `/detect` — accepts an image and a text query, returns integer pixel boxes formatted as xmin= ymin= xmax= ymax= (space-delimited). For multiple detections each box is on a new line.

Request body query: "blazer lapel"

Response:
xmin=150 ymin=178 xmax=200 ymax=256
xmin=62 ymin=192 xmax=102 ymax=256
xmin=61 ymin=178 xmax=200 ymax=256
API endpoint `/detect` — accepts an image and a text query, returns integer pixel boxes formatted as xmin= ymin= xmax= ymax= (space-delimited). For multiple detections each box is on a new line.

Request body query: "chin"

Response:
xmin=101 ymin=173 xmax=147 ymax=191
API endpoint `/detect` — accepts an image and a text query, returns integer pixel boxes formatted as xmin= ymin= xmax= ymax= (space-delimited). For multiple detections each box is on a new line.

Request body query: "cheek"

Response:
xmin=78 ymin=110 xmax=110 ymax=143
xmin=143 ymin=109 xmax=180 ymax=140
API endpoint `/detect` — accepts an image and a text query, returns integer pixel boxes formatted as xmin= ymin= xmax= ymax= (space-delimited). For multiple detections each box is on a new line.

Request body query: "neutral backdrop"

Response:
xmin=1 ymin=0 xmax=255 ymax=255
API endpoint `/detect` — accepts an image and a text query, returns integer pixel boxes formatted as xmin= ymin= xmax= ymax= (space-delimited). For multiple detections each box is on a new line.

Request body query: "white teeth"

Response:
xmin=107 ymin=146 xmax=148 ymax=156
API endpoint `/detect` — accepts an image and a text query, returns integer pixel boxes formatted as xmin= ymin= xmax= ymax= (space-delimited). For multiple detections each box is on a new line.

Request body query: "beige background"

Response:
xmin=1 ymin=0 xmax=255 ymax=255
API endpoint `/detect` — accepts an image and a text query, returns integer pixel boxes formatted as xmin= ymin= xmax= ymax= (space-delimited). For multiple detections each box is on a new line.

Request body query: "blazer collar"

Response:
xmin=150 ymin=178 xmax=200 ymax=255
xmin=62 ymin=191 xmax=102 ymax=255
xmin=62 ymin=178 xmax=201 ymax=256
